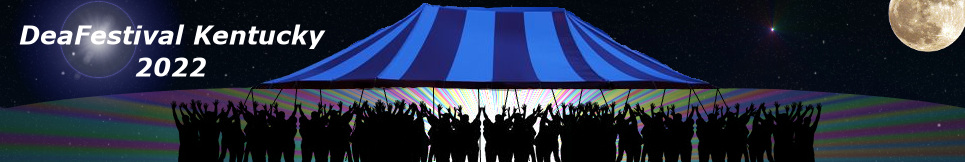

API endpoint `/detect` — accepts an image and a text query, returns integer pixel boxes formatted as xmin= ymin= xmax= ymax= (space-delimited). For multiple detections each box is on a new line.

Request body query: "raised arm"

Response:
xmin=811 ymin=104 xmax=822 ymax=128
xmin=649 ymin=103 xmax=657 ymax=118
xmin=422 ymin=102 xmax=439 ymax=122
xmin=290 ymin=104 xmax=300 ymax=120
xmin=661 ymin=105 xmax=674 ymax=121
xmin=688 ymin=105 xmax=698 ymax=120
xmin=762 ymin=106 xmax=775 ymax=120
xmin=481 ymin=107 xmax=491 ymax=122
xmin=188 ymin=100 xmax=203 ymax=120
xmin=171 ymin=102 xmax=183 ymax=126
xmin=615 ymin=106 xmax=627 ymax=120
xmin=475 ymin=107 xmax=484 ymax=120
xmin=252 ymin=101 xmax=261 ymax=113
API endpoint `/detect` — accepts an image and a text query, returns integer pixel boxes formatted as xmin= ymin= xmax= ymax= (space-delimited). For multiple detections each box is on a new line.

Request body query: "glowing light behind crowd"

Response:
xmin=1 ymin=88 xmax=963 ymax=161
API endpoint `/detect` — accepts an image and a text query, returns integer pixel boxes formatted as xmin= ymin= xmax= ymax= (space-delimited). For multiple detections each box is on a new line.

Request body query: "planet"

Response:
xmin=889 ymin=0 xmax=965 ymax=52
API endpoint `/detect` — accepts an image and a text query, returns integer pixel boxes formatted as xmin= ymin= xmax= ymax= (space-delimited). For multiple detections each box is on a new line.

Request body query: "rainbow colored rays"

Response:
xmin=1 ymin=88 xmax=964 ymax=161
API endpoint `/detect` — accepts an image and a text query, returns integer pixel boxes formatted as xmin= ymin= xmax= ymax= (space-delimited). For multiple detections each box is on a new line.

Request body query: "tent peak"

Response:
xmin=421 ymin=3 xmax=568 ymax=12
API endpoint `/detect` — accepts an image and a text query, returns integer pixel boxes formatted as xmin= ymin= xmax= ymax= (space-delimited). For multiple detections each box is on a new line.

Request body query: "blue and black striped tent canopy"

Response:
xmin=258 ymin=4 xmax=713 ymax=89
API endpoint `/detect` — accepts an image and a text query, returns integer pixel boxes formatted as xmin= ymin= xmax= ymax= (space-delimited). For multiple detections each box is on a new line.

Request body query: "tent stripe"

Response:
xmin=570 ymin=15 xmax=698 ymax=83
xmin=258 ymin=4 xmax=713 ymax=89
xmin=447 ymin=10 xmax=496 ymax=82
xmin=552 ymin=11 xmax=603 ymax=82
xmin=570 ymin=16 xmax=684 ymax=83
xmin=379 ymin=5 xmax=440 ymax=80
xmin=524 ymin=11 xmax=583 ymax=82
xmin=567 ymin=16 xmax=656 ymax=82
xmin=493 ymin=12 xmax=538 ymax=82
xmin=402 ymin=8 xmax=468 ymax=81
xmin=265 ymin=7 xmax=422 ymax=83
xmin=338 ymin=9 xmax=425 ymax=80
xmin=306 ymin=10 xmax=420 ymax=80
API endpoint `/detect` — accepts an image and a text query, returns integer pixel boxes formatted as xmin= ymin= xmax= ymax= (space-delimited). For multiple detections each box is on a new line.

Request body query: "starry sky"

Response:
xmin=2 ymin=0 xmax=964 ymax=108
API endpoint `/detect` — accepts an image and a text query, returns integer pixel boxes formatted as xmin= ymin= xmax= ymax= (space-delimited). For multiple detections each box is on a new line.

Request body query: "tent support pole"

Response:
xmin=272 ymin=88 xmax=284 ymax=105
xmin=293 ymin=82 xmax=299 ymax=106
xmin=503 ymin=89 xmax=509 ymax=108
xmin=476 ymin=88 xmax=483 ymax=162
xmin=578 ymin=89 xmax=584 ymax=104
xmin=243 ymin=88 xmax=254 ymax=105
xmin=432 ymin=87 xmax=436 ymax=112
xmin=383 ymin=87 xmax=389 ymax=103
xmin=691 ymin=88 xmax=709 ymax=115
xmin=551 ymin=89 xmax=559 ymax=110
xmin=716 ymin=89 xmax=729 ymax=108
xmin=599 ymin=89 xmax=608 ymax=105
xmin=713 ymin=88 xmax=719 ymax=108
xmin=687 ymin=89 xmax=692 ymax=109
xmin=319 ymin=89 xmax=323 ymax=106
xmin=659 ymin=89 xmax=667 ymax=108
xmin=477 ymin=89 xmax=481 ymax=109
xmin=358 ymin=88 xmax=365 ymax=104
xmin=624 ymin=89 xmax=632 ymax=106
xmin=513 ymin=89 xmax=520 ymax=109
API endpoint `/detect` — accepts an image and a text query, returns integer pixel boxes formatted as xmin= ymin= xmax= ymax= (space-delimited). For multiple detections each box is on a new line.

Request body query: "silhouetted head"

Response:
xmin=311 ymin=111 xmax=321 ymax=119
xmin=777 ymin=113 xmax=789 ymax=119
xmin=276 ymin=111 xmax=285 ymax=118
xmin=673 ymin=113 xmax=683 ymax=121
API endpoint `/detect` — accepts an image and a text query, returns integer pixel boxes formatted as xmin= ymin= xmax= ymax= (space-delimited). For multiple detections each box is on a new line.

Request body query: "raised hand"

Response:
xmin=252 ymin=101 xmax=260 ymax=111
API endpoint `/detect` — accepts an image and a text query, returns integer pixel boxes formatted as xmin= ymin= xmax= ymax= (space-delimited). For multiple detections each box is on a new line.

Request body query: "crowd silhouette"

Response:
xmin=172 ymin=98 xmax=821 ymax=162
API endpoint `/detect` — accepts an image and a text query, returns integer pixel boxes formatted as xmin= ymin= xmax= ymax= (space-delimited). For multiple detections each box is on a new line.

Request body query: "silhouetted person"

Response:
xmin=640 ymin=104 xmax=666 ymax=162
xmin=219 ymin=101 xmax=246 ymax=162
xmin=669 ymin=106 xmax=697 ymax=162
xmin=615 ymin=104 xmax=642 ymax=162
xmin=536 ymin=105 xmax=563 ymax=162
xmin=805 ymin=104 xmax=822 ymax=161
xmin=748 ymin=103 xmax=774 ymax=162
xmin=772 ymin=102 xmax=795 ymax=161
xmin=482 ymin=107 xmax=501 ymax=162
xmin=413 ymin=102 xmax=430 ymax=162
xmin=172 ymin=102 xmax=200 ymax=161
xmin=695 ymin=105 xmax=724 ymax=162
xmin=242 ymin=101 xmax=269 ymax=162
xmin=298 ymin=103 xmax=326 ymax=162
xmin=724 ymin=103 xmax=752 ymax=162
xmin=426 ymin=104 xmax=451 ymax=162
xmin=265 ymin=103 xmax=297 ymax=162
xmin=330 ymin=102 xmax=354 ymax=162
xmin=510 ymin=105 xmax=538 ymax=162
xmin=191 ymin=101 xmax=222 ymax=161
xmin=463 ymin=107 xmax=482 ymax=162
xmin=452 ymin=107 xmax=469 ymax=162
xmin=795 ymin=104 xmax=821 ymax=162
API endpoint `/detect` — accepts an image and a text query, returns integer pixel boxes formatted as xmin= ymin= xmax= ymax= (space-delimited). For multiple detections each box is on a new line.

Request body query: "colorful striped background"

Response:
xmin=1 ymin=88 xmax=963 ymax=161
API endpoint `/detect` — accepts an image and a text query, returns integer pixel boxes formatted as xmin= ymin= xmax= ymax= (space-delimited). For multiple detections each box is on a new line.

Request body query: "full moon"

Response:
xmin=889 ymin=0 xmax=965 ymax=52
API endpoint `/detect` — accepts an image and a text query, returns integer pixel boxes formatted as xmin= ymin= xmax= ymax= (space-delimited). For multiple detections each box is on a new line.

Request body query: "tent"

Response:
xmin=257 ymin=4 xmax=713 ymax=90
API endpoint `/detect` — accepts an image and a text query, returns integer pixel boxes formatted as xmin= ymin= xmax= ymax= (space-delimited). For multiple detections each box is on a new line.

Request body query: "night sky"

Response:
xmin=2 ymin=0 xmax=964 ymax=107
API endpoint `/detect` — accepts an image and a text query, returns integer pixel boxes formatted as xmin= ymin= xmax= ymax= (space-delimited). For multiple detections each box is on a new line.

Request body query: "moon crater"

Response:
xmin=889 ymin=0 xmax=965 ymax=52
